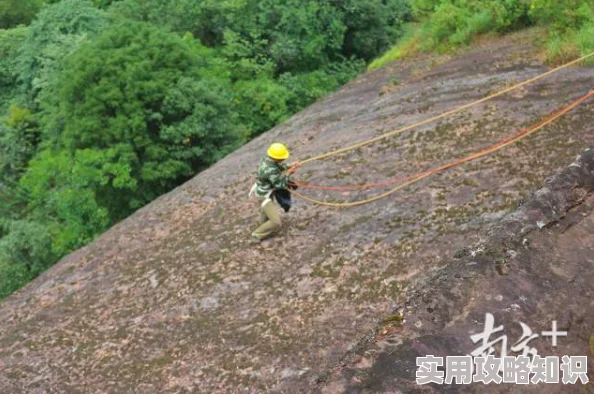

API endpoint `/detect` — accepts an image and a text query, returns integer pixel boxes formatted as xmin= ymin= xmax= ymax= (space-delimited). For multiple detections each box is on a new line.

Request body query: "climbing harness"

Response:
xmin=291 ymin=51 xmax=594 ymax=208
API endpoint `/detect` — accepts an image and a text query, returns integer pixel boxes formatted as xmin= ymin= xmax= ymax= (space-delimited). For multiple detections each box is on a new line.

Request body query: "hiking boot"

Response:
xmin=249 ymin=236 xmax=262 ymax=245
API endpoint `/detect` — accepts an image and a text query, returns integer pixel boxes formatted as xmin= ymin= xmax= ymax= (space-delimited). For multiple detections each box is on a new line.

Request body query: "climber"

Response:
xmin=249 ymin=143 xmax=299 ymax=244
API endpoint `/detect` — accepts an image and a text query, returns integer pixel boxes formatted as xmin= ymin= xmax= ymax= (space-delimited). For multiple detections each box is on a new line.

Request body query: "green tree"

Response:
xmin=20 ymin=150 xmax=111 ymax=254
xmin=0 ymin=26 xmax=28 ymax=111
xmin=17 ymin=0 xmax=109 ymax=107
xmin=110 ymin=0 xmax=411 ymax=73
xmin=340 ymin=0 xmax=412 ymax=61
xmin=108 ymin=0 xmax=205 ymax=38
xmin=530 ymin=0 xmax=594 ymax=32
xmin=0 ymin=0 xmax=45 ymax=29
xmin=107 ymin=0 xmax=410 ymax=136
xmin=279 ymin=60 xmax=364 ymax=112
xmin=256 ymin=0 xmax=347 ymax=74
xmin=0 ymin=105 xmax=40 ymax=183
xmin=233 ymin=78 xmax=291 ymax=139
xmin=35 ymin=21 xmax=242 ymax=221
xmin=0 ymin=219 xmax=56 ymax=298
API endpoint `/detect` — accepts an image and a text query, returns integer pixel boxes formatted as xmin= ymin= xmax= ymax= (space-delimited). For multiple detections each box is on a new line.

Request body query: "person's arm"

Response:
xmin=286 ymin=161 xmax=300 ymax=175
xmin=269 ymin=168 xmax=289 ymax=190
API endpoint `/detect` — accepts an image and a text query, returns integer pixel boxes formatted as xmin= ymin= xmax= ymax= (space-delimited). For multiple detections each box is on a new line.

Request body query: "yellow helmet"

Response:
xmin=267 ymin=143 xmax=290 ymax=160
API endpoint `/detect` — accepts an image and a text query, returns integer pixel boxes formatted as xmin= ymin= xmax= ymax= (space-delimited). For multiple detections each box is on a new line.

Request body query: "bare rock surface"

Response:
xmin=1 ymin=32 xmax=594 ymax=393
xmin=323 ymin=146 xmax=594 ymax=393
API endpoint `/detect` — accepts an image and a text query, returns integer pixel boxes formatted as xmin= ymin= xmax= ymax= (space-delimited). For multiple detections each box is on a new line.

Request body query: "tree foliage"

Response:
xmin=530 ymin=0 xmax=594 ymax=32
xmin=0 ymin=219 xmax=57 ymax=299
xmin=0 ymin=0 xmax=45 ymax=29
xmin=17 ymin=0 xmax=109 ymax=107
xmin=412 ymin=0 xmax=531 ymax=49
xmin=34 ymin=21 xmax=242 ymax=221
xmin=341 ymin=0 xmax=412 ymax=60
xmin=0 ymin=26 xmax=28 ymax=111
xmin=110 ymin=0 xmax=412 ymax=72
xmin=0 ymin=105 xmax=40 ymax=183
xmin=107 ymin=0 xmax=411 ymax=137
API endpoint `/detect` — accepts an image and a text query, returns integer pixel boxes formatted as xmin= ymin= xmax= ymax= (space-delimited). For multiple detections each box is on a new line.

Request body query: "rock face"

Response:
xmin=325 ymin=147 xmax=594 ymax=393
xmin=1 ymin=33 xmax=593 ymax=393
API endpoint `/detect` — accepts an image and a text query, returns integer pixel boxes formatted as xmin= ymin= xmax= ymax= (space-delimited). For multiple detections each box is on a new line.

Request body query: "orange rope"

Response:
xmin=297 ymin=51 xmax=594 ymax=167
xmin=293 ymin=90 xmax=594 ymax=207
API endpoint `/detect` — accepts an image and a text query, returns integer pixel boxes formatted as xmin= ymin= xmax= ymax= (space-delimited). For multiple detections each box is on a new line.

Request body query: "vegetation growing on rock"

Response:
xmin=370 ymin=0 xmax=594 ymax=69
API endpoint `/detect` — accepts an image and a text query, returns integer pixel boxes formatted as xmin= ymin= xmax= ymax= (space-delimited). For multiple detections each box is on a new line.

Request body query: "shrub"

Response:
xmin=369 ymin=0 xmax=591 ymax=69
xmin=529 ymin=0 xmax=594 ymax=32
xmin=419 ymin=0 xmax=531 ymax=50
xmin=530 ymin=0 xmax=594 ymax=63
xmin=0 ymin=219 xmax=56 ymax=298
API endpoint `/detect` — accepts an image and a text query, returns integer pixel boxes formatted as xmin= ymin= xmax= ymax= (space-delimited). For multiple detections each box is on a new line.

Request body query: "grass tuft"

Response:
xmin=369 ymin=0 xmax=594 ymax=71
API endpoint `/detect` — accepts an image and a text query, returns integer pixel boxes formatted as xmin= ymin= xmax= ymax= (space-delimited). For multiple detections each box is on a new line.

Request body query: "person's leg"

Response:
xmin=252 ymin=200 xmax=281 ymax=240
xmin=258 ymin=207 xmax=268 ymax=225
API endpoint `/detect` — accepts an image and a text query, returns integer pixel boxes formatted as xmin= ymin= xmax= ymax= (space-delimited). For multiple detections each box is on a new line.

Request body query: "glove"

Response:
xmin=287 ymin=161 xmax=301 ymax=175
xmin=287 ymin=180 xmax=299 ymax=190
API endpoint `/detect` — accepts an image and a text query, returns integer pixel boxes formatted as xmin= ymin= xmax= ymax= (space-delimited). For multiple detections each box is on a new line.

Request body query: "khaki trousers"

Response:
xmin=252 ymin=197 xmax=281 ymax=240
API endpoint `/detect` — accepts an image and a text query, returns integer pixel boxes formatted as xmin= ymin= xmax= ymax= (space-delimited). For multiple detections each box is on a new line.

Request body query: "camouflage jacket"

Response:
xmin=254 ymin=157 xmax=290 ymax=197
